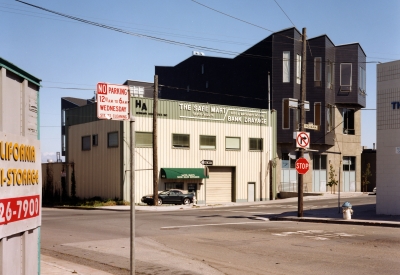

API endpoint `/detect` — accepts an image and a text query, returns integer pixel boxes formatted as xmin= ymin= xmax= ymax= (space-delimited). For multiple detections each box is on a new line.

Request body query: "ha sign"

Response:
xmin=97 ymin=83 xmax=130 ymax=120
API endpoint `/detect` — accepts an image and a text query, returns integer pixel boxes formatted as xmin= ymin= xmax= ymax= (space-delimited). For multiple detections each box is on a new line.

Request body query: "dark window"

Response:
xmin=82 ymin=136 xmax=91 ymax=151
xmin=249 ymin=138 xmax=263 ymax=151
xmin=314 ymin=103 xmax=321 ymax=126
xmin=172 ymin=134 xmax=190 ymax=148
xmin=108 ymin=132 xmax=118 ymax=148
xmin=314 ymin=57 xmax=321 ymax=86
xmin=283 ymin=99 xmax=290 ymax=129
xmin=343 ymin=108 xmax=355 ymax=135
xmin=92 ymin=134 xmax=98 ymax=146
xmin=200 ymin=135 xmax=216 ymax=150
xmin=343 ymin=156 xmax=356 ymax=171
xmin=340 ymin=63 xmax=352 ymax=92
xmin=359 ymin=66 xmax=366 ymax=93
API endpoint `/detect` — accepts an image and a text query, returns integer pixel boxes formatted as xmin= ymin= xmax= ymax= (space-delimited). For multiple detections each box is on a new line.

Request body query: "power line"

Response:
xmin=190 ymin=0 xmax=300 ymax=42
xmin=273 ymin=0 xmax=296 ymax=27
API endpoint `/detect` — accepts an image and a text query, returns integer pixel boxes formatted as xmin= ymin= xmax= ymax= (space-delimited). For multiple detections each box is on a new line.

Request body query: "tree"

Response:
xmin=362 ymin=163 xmax=372 ymax=193
xmin=327 ymin=163 xmax=338 ymax=194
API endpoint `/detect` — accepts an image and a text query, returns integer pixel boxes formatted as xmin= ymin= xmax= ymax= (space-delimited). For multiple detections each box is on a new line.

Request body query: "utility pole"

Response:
xmin=298 ymin=27 xmax=307 ymax=217
xmin=129 ymin=116 xmax=135 ymax=274
xmin=153 ymin=75 xmax=159 ymax=206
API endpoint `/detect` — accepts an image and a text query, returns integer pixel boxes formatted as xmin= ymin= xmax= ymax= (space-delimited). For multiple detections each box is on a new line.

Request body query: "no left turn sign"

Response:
xmin=296 ymin=131 xmax=310 ymax=149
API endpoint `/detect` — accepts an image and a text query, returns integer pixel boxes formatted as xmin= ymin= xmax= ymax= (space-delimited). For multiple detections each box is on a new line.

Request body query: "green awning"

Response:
xmin=161 ymin=168 xmax=208 ymax=179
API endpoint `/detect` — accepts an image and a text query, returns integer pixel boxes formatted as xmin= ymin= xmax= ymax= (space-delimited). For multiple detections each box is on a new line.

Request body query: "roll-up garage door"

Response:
xmin=206 ymin=167 xmax=233 ymax=203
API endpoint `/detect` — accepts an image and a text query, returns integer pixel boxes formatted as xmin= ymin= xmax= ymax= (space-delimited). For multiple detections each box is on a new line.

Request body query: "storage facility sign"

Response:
xmin=97 ymin=82 xmax=130 ymax=121
xmin=0 ymin=132 xmax=41 ymax=238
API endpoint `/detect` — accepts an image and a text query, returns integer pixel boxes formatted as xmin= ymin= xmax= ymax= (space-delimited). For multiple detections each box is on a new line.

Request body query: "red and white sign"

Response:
xmin=0 ymin=195 xmax=40 ymax=226
xmin=295 ymin=157 xmax=309 ymax=174
xmin=97 ymin=82 xmax=130 ymax=121
xmin=296 ymin=131 xmax=310 ymax=149
xmin=0 ymin=132 xmax=41 ymax=238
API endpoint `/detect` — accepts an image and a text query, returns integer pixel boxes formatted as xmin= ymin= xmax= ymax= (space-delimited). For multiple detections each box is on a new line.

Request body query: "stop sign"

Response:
xmin=295 ymin=157 xmax=309 ymax=174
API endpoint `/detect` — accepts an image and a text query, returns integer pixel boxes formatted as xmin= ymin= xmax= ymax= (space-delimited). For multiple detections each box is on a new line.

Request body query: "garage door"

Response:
xmin=206 ymin=167 xmax=233 ymax=203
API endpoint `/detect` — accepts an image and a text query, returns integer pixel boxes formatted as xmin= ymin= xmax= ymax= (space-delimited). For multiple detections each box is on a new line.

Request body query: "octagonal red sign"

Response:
xmin=295 ymin=157 xmax=309 ymax=174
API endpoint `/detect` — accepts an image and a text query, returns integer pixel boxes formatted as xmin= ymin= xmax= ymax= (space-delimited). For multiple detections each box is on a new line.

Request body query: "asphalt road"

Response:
xmin=41 ymin=196 xmax=400 ymax=275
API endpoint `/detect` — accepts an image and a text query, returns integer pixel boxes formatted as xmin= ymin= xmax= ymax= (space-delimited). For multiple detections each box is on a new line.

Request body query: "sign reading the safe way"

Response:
xmin=97 ymin=82 xmax=130 ymax=120
xmin=0 ymin=132 xmax=41 ymax=238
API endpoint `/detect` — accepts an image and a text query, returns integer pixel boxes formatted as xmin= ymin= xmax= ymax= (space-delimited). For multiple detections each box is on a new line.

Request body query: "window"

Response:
xmin=314 ymin=102 xmax=321 ymax=126
xmin=343 ymin=108 xmax=355 ymax=135
xmin=136 ymin=132 xmax=152 ymax=147
xmin=313 ymin=155 xmax=327 ymax=170
xmin=340 ymin=63 xmax=352 ymax=92
xmin=283 ymin=51 xmax=290 ymax=83
xmin=130 ymin=86 xmax=144 ymax=97
xmin=343 ymin=156 xmax=356 ymax=171
xmin=282 ymin=99 xmax=290 ymax=129
xmin=296 ymin=54 xmax=302 ymax=84
xmin=92 ymin=134 xmax=98 ymax=146
xmin=249 ymin=138 xmax=263 ymax=151
xmin=200 ymin=135 xmax=216 ymax=150
xmin=82 ymin=136 xmax=91 ymax=151
xmin=359 ymin=66 xmax=366 ymax=93
xmin=326 ymin=104 xmax=334 ymax=132
xmin=314 ymin=57 xmax=321 ymax=86
xmin=226 ymin=137 xmax=240 ymax=150
xmin=172 ymin=134 xmax=189 ymax=148
xmin=108 ymin=132 xmax=118 ymax=148
xmin=294 ymin=108 xmax=300 ymax=131
xmin=326 ymin=60 xmax=334 ymax=89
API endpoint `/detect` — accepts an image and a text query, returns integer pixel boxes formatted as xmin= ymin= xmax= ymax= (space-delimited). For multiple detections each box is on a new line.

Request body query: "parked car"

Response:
xmin=372 ymin=187 xmax=377 ymax=195
xmin=141 ymin=189 xmax=196 ymax=206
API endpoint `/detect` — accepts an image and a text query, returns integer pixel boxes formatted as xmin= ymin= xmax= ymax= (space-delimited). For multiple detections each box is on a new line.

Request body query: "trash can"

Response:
xmin=342 ymin=201 xmax=353 ymax=220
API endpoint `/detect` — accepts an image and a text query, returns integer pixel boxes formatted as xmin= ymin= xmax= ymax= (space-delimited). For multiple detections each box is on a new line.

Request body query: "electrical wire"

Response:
xmin=273 ymin=0 xmax=296 ymax=27
xmin=190 ymin=0 xmax=301 ymax=42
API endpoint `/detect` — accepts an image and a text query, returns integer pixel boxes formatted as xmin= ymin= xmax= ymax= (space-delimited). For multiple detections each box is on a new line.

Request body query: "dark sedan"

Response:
xmin=141 ymin=189 xmax=196 ymax=206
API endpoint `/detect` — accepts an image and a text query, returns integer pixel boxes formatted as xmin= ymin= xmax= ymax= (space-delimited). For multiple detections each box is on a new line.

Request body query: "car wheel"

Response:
xmin=157 ymin=198 xmax=163 ymax=206
xmin=183 ymin=198 xmax=191 ymax=205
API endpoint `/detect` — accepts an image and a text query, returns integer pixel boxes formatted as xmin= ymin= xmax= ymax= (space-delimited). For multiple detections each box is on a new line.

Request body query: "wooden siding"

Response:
xmin=67 ymin=120 xmax=122 ymax=199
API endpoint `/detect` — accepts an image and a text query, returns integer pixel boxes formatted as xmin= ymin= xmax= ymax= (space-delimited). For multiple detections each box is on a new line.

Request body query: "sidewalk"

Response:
xmin=42 ymin=192 xmax=400 ymax=274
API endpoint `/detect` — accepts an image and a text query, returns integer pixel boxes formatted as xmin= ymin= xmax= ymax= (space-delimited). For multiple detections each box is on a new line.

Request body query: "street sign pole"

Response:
xmin=130 ymin=116 xmax=135 ymax=275
xmin=298 ymin=27 xmax=307 ymax=218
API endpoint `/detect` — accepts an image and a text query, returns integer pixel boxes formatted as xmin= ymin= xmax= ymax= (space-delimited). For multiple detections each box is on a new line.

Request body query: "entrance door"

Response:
xmin=312 ymin=155 xmax=327 ymax=192
xmin=206 ymin=167 xmax=233 ymax=203
xmin=343 ymin=156 xmax=356 ymax=192
xmin=248 ymin=183 xmax=255 ymax=202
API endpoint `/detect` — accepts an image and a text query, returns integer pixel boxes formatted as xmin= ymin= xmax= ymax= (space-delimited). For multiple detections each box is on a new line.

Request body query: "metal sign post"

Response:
xmin=96 ymin=82 xmax=134 ymax=274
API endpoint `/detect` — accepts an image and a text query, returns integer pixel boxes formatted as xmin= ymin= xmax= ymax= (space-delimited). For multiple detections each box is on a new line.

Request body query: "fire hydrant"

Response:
xmin=193 ymin=195 xmax=197 ymax=206
xmin=342 ymin=201 xmax=353 ymax=220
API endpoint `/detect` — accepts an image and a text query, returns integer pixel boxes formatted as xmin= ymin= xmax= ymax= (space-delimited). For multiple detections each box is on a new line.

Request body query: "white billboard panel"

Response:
xmin=0 ymin=132 xmax=41 ymax=238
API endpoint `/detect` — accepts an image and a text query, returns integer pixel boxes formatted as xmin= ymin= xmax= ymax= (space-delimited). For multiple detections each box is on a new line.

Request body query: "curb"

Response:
xmin=271 ymin=216 xmax=400 ymax=228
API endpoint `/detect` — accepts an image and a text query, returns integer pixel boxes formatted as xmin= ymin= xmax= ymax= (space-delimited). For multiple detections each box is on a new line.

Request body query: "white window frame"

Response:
xmin=296 ymin=54 xmax=302 ymax=84
xmin=136 ymin=132 xmax=153 ymax=148
xmin=283 ymin=51 xmax=290 ymax=83
xmin=225 ymin=137 xmax=240 ymax=150
xmin=314 ymin=57 xmax=322 ymax=86
xmin=326 ymin=60 xmax=334 ymax=89
xmin=359 ymin=66 xmax=366 ymax=93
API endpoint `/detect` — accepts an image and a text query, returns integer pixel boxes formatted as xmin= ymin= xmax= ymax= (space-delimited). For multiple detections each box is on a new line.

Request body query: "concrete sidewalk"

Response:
xmin=42 ymin=192 xmax=400 ymax=274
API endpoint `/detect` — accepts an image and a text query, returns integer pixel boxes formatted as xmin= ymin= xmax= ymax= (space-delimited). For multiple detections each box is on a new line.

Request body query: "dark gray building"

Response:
xmin=155 ymin=27 xmax=367 ymax=194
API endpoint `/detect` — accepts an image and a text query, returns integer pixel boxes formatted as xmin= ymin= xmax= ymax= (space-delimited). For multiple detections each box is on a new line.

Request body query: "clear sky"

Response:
xmin=1 ymin=0 xmax=399 ymax=162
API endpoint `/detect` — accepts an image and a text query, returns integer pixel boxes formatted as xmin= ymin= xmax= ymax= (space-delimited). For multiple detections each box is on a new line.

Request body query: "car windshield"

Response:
xmin=159 ymin=191 xmax=170 ymax=195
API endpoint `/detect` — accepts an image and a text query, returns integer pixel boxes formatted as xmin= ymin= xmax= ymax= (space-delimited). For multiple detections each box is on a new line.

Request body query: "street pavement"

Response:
xmin=41 ymin=192 xmax=400 ymax=274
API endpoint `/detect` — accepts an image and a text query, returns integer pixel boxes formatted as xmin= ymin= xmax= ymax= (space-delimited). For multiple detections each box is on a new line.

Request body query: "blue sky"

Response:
xmin=1 ymin=0 xmax=399 ymax=162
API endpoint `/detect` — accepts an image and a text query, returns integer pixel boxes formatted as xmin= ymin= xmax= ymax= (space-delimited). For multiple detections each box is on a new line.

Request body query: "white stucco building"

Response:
xmin=376 ymin=60 xmax=400 ymax=215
